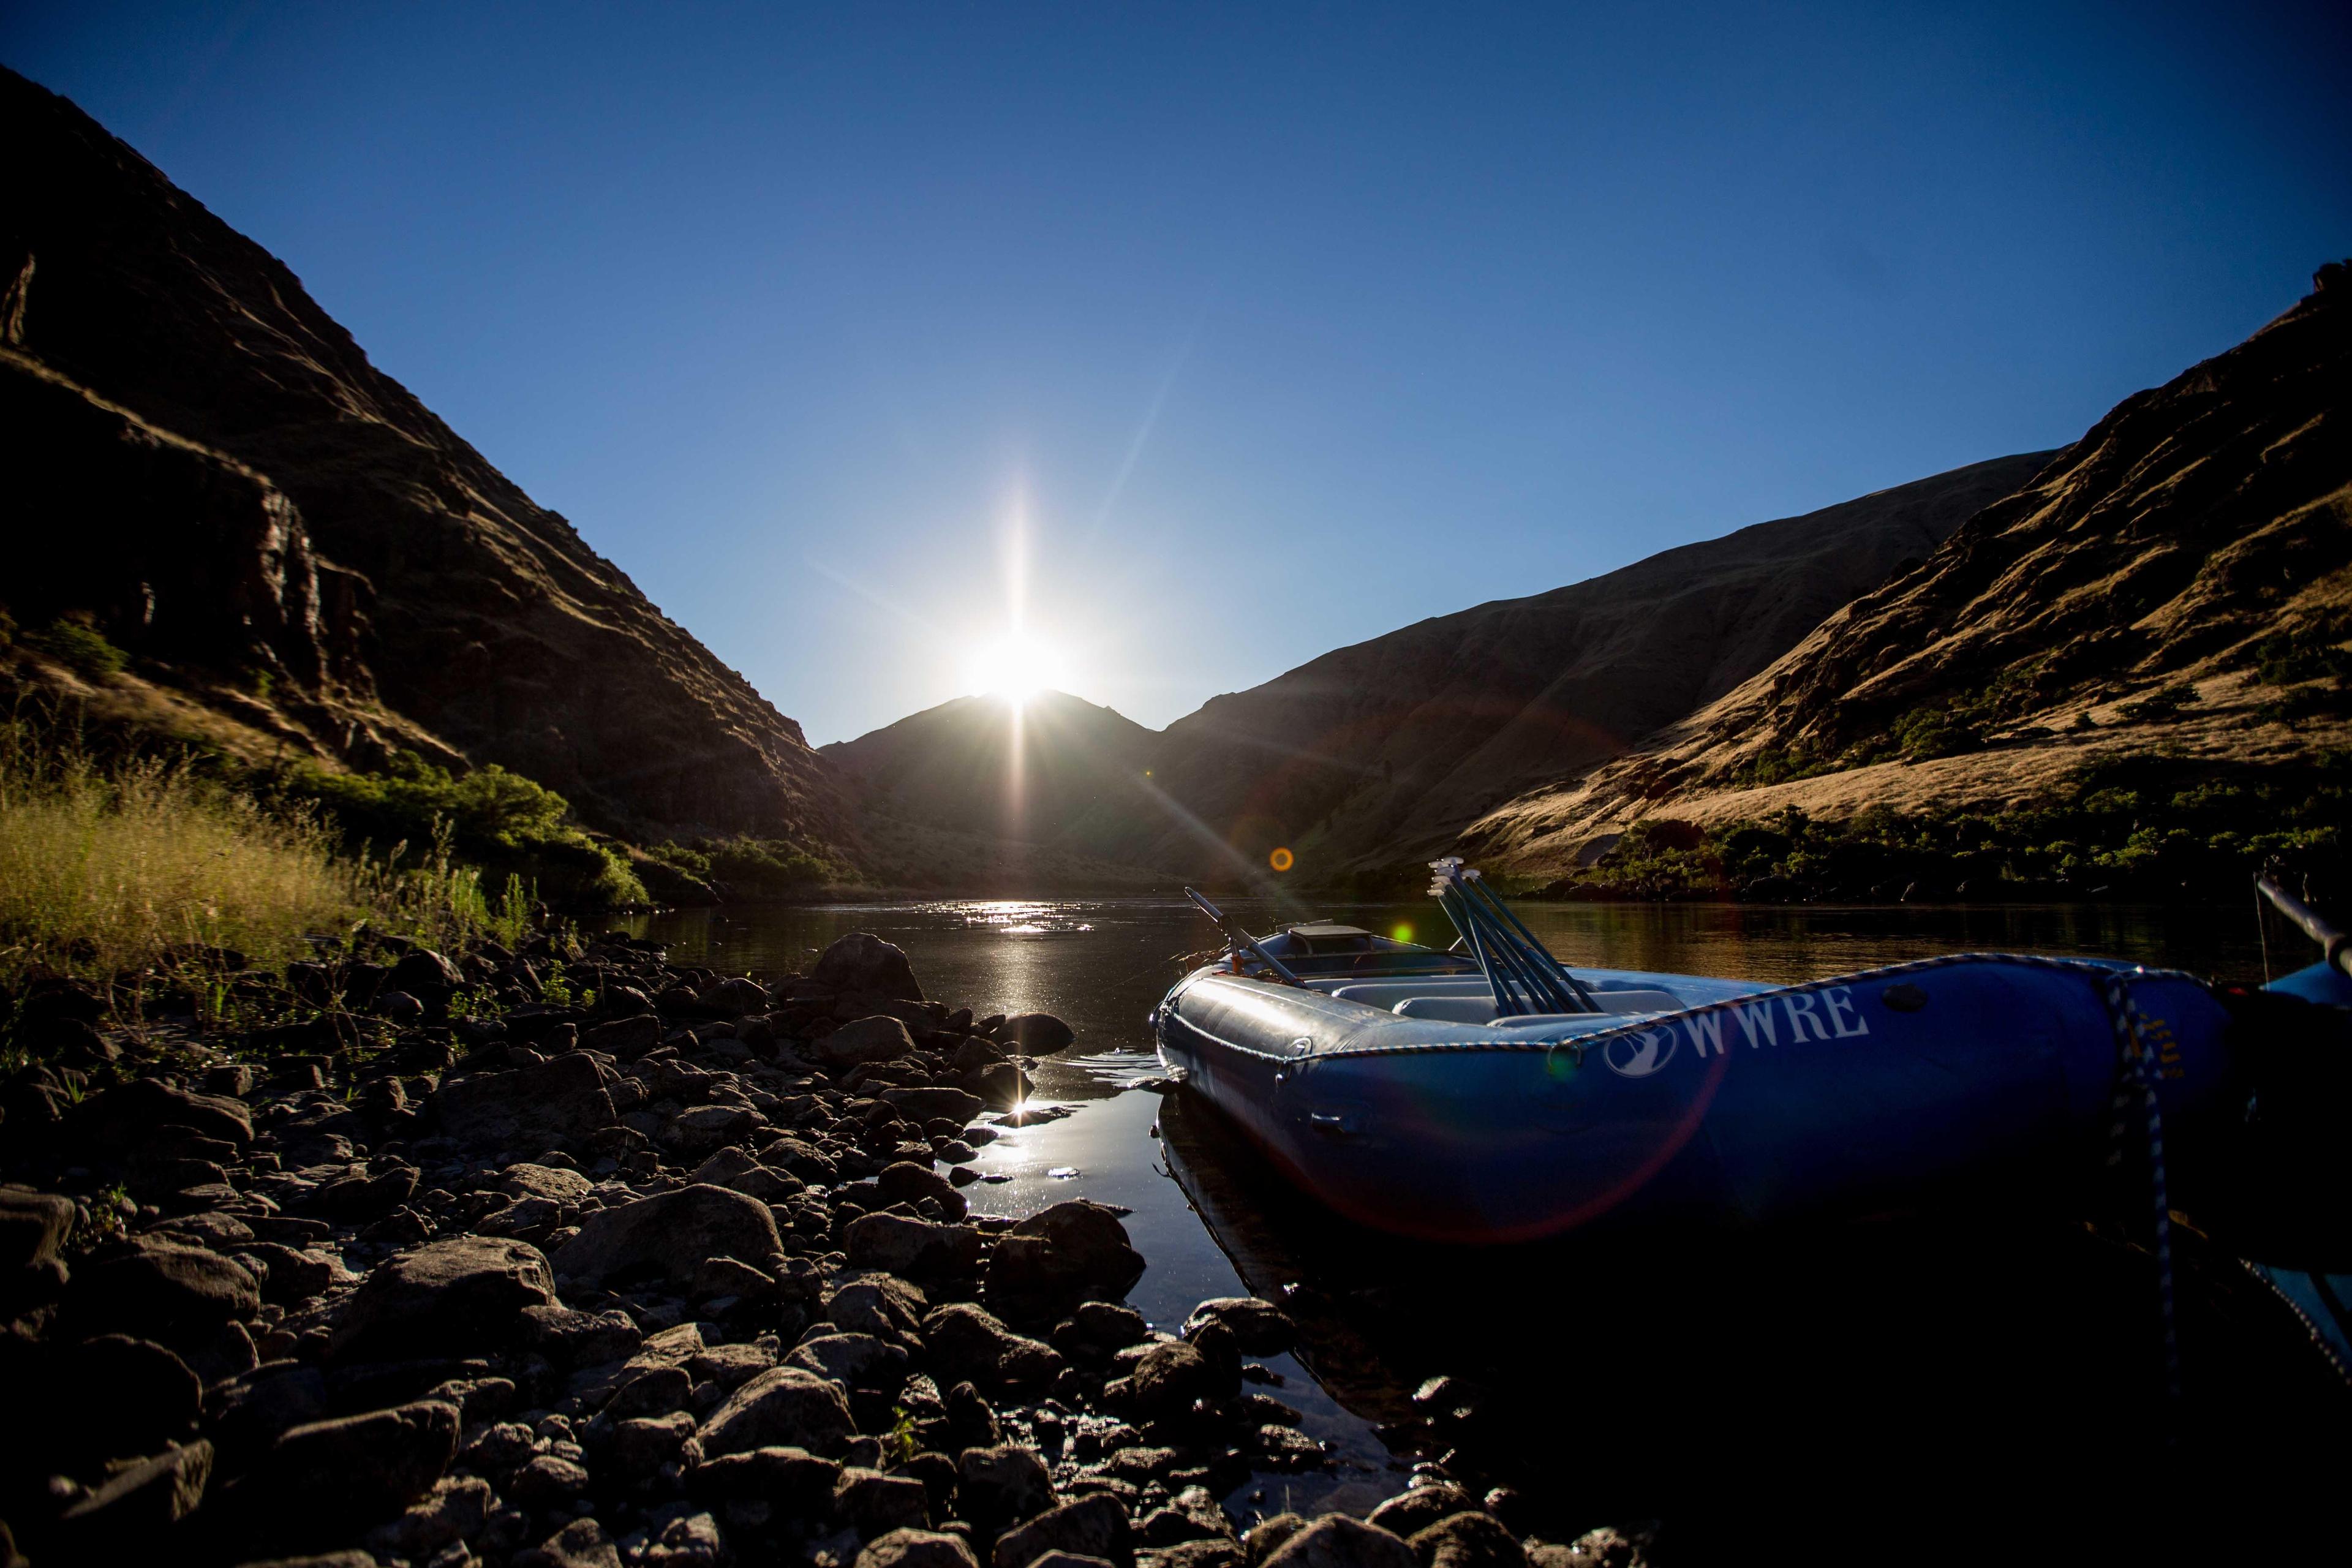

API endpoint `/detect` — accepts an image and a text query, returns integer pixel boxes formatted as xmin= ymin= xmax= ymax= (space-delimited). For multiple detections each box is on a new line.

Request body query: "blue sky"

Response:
xmin=7 ymin=2 xmax=2348 ymax=742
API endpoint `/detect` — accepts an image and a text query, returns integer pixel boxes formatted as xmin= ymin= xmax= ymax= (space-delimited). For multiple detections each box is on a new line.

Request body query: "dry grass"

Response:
xmin=0 ymin=717 xmax=528 ymax=986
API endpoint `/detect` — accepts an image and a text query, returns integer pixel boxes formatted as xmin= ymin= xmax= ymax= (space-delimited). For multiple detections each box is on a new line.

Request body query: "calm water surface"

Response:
xmin=622 ymin=898 xmax=2305 ymax=1534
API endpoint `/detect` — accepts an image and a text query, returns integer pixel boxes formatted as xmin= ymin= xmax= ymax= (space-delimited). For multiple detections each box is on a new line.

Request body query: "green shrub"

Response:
xmin=648 ymin=835 xmax=836 ymax=898
xmin=2117 ymin=682 xmax=2196 ymax=723
xmin=26 ymin=620 xmax=128 ymax=679
xmin=276 ymin=753 xmax=644 ymax=910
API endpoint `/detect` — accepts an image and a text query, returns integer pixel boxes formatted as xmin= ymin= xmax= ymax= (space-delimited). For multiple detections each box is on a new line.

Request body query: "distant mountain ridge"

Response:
xmin=826 ymin=454 xmax=2051 ymax=885
xmin=1 ymin=68 xmax=845 ymax=850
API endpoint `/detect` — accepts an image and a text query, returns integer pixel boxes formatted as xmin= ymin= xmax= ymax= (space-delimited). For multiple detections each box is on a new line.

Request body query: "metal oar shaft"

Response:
xmin=2256 ymin=875 xmax=2352 ymax=979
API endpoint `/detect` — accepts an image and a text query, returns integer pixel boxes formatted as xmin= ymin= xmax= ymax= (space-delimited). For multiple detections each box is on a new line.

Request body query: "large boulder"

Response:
xmin=429 ymin=1053 xmax=614 ymax=1153
xmin=330 ymin=1236 xmax=557 ymax=1362
xmin=825 ymin=1273 xmax=929 ymax=1349
xmin=813 ymin=933 xmax=924 ymax=1001
xmin=67 ymin=1240 xmax=258 ymax=1351
xmin=698 ymin=1366 xmax=856 ymax=1458
xmin=51 ymin=1439 xmax=213 ymax=1554
xmin=815 ymin=1016 xmax=917 ymax=1069
xmin=956 ymin=1444 xmax=1056 ymax=1536
xmin=921 ymin=1303 xmax=1066 ymax=1397
xmin=846 ymin=1214 xmax=982 ymax=1278
xmin=1261 ymin=1517 xmax=1417 ymax=1568
xmin=1126 ymin=1341 xmax=1235 ymax=1423
xmin=1182 ymin=1298 xmax=1296 ymax=1356
xmin=251 ymin=1400 xmax=461 ymax=1523
xmin=860 ymin=1528 xmax=982 ymax=1568
xmin=74 ymin=1079 xmax=252 ymax=1158
xmin=0 ymin=1186 xmax=77 ymax=1272
xmin=553 ymin=1184 xmax=782 ymax=1289
xmin=992 ymin=1494 xmax=1132 ymax=1568
xmin=881 ymin=1086 xmax=984 ymax=1125
xmin=1406 ymin=1513 xmax=1526 ymax=1568
xmin=51 ymin=1334 xmax=203 ymax=1463
xmin=984 ymin=1202 xmax=1145 ymax=1325
xmin=1001 ymin=1014 xmax=1076 ymax=1055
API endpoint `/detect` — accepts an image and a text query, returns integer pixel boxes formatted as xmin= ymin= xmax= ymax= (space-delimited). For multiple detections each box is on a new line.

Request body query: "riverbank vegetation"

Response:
xmin=1542 ymin=752 xmax=2348 ymax=903
xmin=0 ymin=717 xmax=535 ymax=989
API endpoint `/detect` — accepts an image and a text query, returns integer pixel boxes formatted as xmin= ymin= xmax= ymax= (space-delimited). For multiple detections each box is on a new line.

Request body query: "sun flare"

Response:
xmin=966 ymin=631 xmax=1067 ymax=706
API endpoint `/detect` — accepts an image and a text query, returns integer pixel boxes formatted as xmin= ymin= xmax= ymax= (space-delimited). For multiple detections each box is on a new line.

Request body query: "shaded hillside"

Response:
xmin=0 ymin=69 xmax=844 ymax=848
xmin=1120 ymin=452 xmax=2051 ymax=881
xmin=823 ymin=691 xmax=1159 ymax=855
xmin=1469 ymin=263 xmax=2352 ymax=882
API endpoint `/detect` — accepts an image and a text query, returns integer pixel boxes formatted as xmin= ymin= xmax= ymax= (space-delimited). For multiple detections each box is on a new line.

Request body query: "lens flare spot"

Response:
xmin=1391 ymin=922 xmax=1414 ymax=944
xmin=1268 ymin=846 xmax=1295 ymax=872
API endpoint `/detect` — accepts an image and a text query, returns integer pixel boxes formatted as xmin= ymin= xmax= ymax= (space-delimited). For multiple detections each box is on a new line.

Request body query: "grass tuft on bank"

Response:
xmin=0 ymin=717 xmax=537 ymax=987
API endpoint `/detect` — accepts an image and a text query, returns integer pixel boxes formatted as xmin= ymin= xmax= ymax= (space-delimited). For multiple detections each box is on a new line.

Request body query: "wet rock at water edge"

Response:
xmin=984 ymin=1200 xmax=1147 ymax=1325
xmin=815 ymin=932 xmax=927 ymax=1001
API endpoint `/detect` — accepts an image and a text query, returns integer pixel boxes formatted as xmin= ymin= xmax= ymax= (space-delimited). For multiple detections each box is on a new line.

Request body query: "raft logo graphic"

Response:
xmin=1603 ymin=1028 xmax=1678 ymax=1077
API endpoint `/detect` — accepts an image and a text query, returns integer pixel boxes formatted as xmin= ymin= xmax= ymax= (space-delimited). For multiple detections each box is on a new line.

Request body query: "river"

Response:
xmin=621 ymin=897 xmax=2327 ymax=1549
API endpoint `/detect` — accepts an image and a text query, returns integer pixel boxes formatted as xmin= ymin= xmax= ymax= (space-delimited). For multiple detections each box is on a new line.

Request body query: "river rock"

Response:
xmin=837 ymin=1466 xmax=932 ymax=1536
xmin=817 ymin=1016 xmax=918 ymax=1068
xmin=330 ymin=1235 xmax=557 ymax=1362
xmin=1181 ymin=1298 xmax=1296 ymax=1355
xmin=661 ymin=1102 xmax=760 ymax=1155
xmin=861 ymin=1528 xmax=983 ymax=1568
xmin=74 ymin=1078 xmax=253 ymax=1158
xmin=53 ymin=1333 xmax=203 ymax=1461
xmin=502 ymin=1163 xmax=595 ymax=1204
xmin=252 ymin=1399 xmax=461 ymax=1521
xmin=364 ymin=1474 xmax=494 ymax=1562
xmin=0 ymin=1186 xmax=77 ymax=1272
xmin=608 ymin=1364 xmax=695 ymax=1419
xmin=706 ymin=976 xmax=772 ymax=1016
xmin=1366 ymin=1487 xmax=1478 ymax=1540
xmin=698 ymin=1366 xmax=857 ymax=1458
xmin=881 ymin=1085 xmax=984 ymax=1125
xmin=1243 ymin=1515 xmax=1306 ymax=1565
xmin=984 ymin=1201 xmax=1146 ymax=1324
xmin=1126 ymin=1341 xmax=1235 ymax=1423
xmin=1262 ymin=1516 xmax=1418 ymax=1568
xmin=687 ymin=1444 xmax=842 ymax=1513
xmin=520 ymin=1516 xmax=626 ymax=1568
xmin=846 ymin=1213 xmax=982 ymax=1278
xmin=922 ymin=1302 xmax=1066 ymax=1396
xmin=1001 ymin=1014 xmax=1076 ymax=1054
xmin=957 ymin=1443 xmax=1056 ymax=1534
xmin=814 ymin=933 xmax=925 ymax=1001
xmin=386 ymin=948 xmax=462 ymax=996
xmin=554 ymin=1183 xmax=783 ymax=1289
xmin=524 ymin=1303 xmax=644 ymax=1369
xmin=993 ymin=1493 xmax=1133 ymax=1568
xmin=826 ymin=1272 xmax=929 ymax=1348
xmin=67 ymin=1239 xmax=259 ymax=1351
xmin=52 ymin=1438 xmax=212 ymax=1552
xmin=790 ymin=1332 xmax=909 ymax=1395
xmin=878 ymin=1160 xmax=967 ymax=1219
xmin=430 ymin=1053 xmax=614 ymax=1153
xmin=1406 ymin=1513 xmax=1526 ymax=1568
xmin=585 ymin=1014 xmax=663 ymax=1058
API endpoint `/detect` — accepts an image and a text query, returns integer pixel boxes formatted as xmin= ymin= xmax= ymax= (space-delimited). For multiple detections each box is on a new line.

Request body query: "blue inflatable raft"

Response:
xmin=1153 ymin=863 xmax=2248 ymax=1243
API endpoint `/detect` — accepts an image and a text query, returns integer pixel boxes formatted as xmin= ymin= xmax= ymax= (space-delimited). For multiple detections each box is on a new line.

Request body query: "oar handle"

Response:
xmin=2258 ymin=875 xmax=2352 ymax=979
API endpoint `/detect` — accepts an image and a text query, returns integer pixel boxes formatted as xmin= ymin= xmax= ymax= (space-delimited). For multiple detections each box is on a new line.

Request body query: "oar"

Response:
xmin=2256 ymin=875 xmax=2352 ymax=980
xmin=1183 ymin=888 xmax=1302 ymax=984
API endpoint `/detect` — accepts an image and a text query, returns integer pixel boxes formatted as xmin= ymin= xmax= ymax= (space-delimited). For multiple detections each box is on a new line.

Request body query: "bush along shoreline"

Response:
xmin=0 ymin=930 xmax=1632 ymax=1567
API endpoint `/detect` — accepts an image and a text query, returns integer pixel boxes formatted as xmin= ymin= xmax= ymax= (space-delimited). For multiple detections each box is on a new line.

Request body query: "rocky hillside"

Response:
xmin=0 ymin=69 xmax=845 ymax=849
xmin=1468 ymin=263 xmax=2352 ymax=879
xmin=1105 ymin=453 xmax=2050 ymax=882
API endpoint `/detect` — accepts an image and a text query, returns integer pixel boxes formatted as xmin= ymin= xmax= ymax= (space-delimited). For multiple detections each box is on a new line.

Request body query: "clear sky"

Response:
xmin=7 ymin=2 xmax=2348 ymax=742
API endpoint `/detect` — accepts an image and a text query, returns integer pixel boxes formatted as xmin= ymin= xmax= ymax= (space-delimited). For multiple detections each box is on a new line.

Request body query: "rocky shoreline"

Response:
xmin=0 ymin=930 xmax=1633 ymax=1568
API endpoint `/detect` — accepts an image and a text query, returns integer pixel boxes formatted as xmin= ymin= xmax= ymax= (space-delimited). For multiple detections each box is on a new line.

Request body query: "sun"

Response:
xmin=965 ymin=631 xmax=1067 ymax=706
